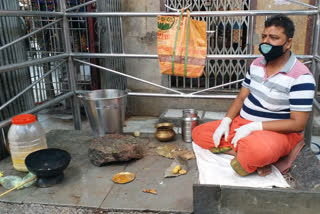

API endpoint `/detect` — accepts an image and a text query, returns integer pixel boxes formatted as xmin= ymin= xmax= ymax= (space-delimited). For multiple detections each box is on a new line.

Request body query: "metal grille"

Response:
xmin=18 ymin=0 xmax=93 ymax=105
xmin=67 ymin=0 xmax=93 ymax=90
xmin=96 ymin=0 xmax=127 ymax=90
xmin=165 ymin=0 xmax=250 ymax=89
xmin=0 ymin=0 xmax=35 ymax=117
xmin=0 ymin=0 xmax=35 ymax=159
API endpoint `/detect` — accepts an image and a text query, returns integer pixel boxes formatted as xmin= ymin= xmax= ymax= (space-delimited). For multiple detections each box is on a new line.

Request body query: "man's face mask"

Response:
xmin=258 ymin=41 xmax=287 ymax=62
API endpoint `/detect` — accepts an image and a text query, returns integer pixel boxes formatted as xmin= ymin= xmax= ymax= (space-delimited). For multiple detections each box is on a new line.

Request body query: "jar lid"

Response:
xmin=12 ymin=114 xmax=36 ymax=125
xmin=182 ymin=117 xmax=198 ymax=121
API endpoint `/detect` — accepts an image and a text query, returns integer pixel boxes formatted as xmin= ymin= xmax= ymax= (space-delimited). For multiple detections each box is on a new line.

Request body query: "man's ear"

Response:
xmin=286 ymin=38 xmax=293 ymax=49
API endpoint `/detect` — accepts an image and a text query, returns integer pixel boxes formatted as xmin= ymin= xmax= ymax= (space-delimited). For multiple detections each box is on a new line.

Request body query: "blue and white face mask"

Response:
xmin=259 ymin=41 xmax=287 ymax=62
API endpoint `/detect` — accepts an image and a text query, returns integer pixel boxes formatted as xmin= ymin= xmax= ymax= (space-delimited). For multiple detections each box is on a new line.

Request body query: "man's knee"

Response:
xmin=237 ymin=138 xmax=273 ymax=172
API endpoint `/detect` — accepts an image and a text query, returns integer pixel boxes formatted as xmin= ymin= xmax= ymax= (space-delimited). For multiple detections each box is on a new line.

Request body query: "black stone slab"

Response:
xmin=194 ymin=184 xmax=320 ymax=214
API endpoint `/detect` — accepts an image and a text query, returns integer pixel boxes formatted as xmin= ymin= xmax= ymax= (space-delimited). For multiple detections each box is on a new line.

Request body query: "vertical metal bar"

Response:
xmin=1 ymin=128 xmax=7 ymax=146
xmin=36 ymin=0 xmax=48 ymax=103
xmin=26 ymin=15 xmax=35 ymax=103
xmin=305 ymin=7 xmax=320 ymax=146
xmin=77 ymin=7 xmax=82 ymax=52
xmin=37 ymin=0 xmax=41 ymax=13
xmin=109 ymin=1 xmax=115 ymax=87
xmin=59 ymin=0 xmax=81 ymax=130
xmin=113 ymin=0 xmax=118 ymax=86
xmin=29 ymin=4 xmax=39 ymax=104
xmin=119 ymin=14 xmax=126 ymax=89
xmin=56 ymin=63 xmax=61 ymax=94
xmin=84 ymin=5 xmax=90 ymax=56
xmin=51 ymin=21 xmax=57 ymax=55
xmin=248 ymin=15 xmax=254 ymax=55
xmin=107 ymin=17 xmax=113 ymax=54
xmin=88 ymin=1 xmax=99 ymax=90
xmin=33 ymin=64 xmax=41 ymax=103
xmin=75 ymin=0 xmax=84 ymax=86
xmin=120 ymin=16 xmax=125 ymax=54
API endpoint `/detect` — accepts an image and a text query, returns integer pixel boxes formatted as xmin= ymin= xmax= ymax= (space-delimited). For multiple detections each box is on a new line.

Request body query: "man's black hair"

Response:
xmin=265 ymin=14 xmax=295 ymax=39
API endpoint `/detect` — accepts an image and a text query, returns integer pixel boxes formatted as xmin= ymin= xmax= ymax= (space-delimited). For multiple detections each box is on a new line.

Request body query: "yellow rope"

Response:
xmin=0 ymin=176 xmax=36 ymax=197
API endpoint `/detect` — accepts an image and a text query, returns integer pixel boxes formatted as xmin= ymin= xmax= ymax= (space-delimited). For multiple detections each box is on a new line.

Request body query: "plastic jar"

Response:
xmin=8 ymin=114 xmax=47 ymax=172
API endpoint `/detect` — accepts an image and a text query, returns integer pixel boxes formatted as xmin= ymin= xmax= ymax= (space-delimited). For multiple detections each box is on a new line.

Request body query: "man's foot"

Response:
xmin=257 ymin=165 xmax=272 ymax=176
xmin=224 ymin=150 xmax=236 ymax=156
xmin=230 ymin=157 xmax=272 ymax=177
xmin=230 ymin=157 xmax=249 ymax=176
xmin=209 ymin=146 xmax=233 ymax=154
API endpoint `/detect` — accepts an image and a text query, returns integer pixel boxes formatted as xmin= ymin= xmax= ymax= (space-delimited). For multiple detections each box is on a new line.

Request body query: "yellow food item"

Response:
xmin=143 ymin=189 xmax=157 ymax=194
xmin=172 ymin=165 xmax=181 ymax=174
xmin=133 ymin=131 xmax=140 ymax=137
xmin=179 ymin=169 xmax=187 ymax=175
xmin=0 ymin=171 xmax=3 ymax=177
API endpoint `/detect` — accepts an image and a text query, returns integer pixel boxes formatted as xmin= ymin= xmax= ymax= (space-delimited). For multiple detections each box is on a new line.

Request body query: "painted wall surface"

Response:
xmin=121 ymin=0 xmax=162 ymax=92
xmin=254 ymin=0 xmax=313 ymax=55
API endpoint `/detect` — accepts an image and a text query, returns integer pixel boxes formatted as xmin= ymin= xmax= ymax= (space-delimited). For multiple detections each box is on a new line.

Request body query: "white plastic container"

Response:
xmin=8 ymin=114 xmax=47 ymax=172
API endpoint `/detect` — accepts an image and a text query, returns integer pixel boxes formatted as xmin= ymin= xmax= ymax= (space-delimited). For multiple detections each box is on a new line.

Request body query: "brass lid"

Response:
xmin=154 ymin=123 xmax=174 ymax=129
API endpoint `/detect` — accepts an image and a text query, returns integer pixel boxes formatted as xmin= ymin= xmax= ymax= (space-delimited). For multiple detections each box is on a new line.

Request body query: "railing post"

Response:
xmin=305 ymin=3 xmax=320 ymax=145
xmin=59 ymin=0 xmax=81 ymax=130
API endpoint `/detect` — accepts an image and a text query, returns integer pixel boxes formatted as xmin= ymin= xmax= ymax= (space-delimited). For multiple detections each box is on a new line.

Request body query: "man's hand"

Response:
xmin=213 ymin=117 xmax=232 ymax=147
xmin=231 ymin=122 xmax=263 ymax=148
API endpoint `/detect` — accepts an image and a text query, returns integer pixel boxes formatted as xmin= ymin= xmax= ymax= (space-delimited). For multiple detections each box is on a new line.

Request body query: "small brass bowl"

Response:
xmin=154 ymin=123 xmax=176 ymax=142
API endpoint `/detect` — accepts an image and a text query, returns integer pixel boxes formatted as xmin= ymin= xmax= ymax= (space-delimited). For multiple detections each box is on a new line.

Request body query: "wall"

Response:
xmin=253 ymin=0 xmax=313 ymax=55
xmin=121 ymin=0 xmax=314 ymax=116
xmin=120 ymin=0 xmax=233 ymax=116
xmin=121 ymin=0 xmax=162 ymax=92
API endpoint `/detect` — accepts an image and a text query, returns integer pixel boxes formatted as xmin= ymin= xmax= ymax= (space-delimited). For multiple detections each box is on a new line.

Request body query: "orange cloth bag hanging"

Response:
xmin=157 ymin=9 xmax=207 ymax=78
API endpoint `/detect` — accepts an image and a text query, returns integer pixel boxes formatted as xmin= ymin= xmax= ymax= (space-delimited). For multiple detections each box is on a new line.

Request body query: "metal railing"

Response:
xmin=0 ymin=0 xmax=319 ymax=145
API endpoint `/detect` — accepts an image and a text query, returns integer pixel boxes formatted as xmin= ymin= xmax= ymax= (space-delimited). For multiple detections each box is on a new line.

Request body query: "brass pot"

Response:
xmin=154 ymin=123 xmax=176 ymax=142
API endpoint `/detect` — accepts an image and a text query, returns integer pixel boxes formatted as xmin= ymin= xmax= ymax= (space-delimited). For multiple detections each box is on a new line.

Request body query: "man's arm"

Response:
xmin=226 ymin=84 xmax=311 ymax=133
xmin=263 ymin=71 xmax=315 ymax=133
xmin=262 ymin=111 xmax=310 ymax=133
xmin=231 ymin=110 xmax=310 ymax=148
xmin=212 ymin=86 xmax=250 ymax=147
xmin=225 ymin=86 xmax=250 ymax=120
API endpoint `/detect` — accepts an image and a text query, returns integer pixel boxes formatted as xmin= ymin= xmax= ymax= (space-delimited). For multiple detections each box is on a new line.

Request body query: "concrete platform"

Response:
xmin=0 ymin=130 xmax=197 ymax=213
xmin=1 ymin=109 xmax=320 ymax=213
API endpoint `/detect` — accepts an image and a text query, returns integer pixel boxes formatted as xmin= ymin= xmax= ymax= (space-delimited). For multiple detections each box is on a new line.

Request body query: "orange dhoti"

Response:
xmin=192 ymin=115 xmax=303 ymax=173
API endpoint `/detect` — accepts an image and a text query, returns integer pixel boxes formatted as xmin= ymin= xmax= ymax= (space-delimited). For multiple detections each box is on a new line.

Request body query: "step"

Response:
xmin=158 ymin=108 xmax=225 ymax=127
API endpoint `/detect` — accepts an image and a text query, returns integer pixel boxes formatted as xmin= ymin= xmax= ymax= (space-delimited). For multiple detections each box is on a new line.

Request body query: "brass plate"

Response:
xmin=112 ymin=172 xmax=135 ymax=184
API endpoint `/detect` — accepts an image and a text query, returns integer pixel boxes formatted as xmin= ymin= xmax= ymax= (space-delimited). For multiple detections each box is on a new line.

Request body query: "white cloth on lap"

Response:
xmin=192 ymin=142 xmax=290 ymax=188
